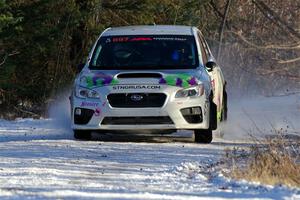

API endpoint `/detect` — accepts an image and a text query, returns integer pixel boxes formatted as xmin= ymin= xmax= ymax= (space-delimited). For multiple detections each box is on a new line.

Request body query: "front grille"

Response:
xmin=107 ymin=93 xmax=166 ymax=108
xmin=101 ymin=116 xmax=174 ymax=125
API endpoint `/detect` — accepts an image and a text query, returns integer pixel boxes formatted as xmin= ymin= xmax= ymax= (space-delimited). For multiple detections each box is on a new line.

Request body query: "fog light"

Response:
xmin=180 ymin=107 xmax=203 ymax=124
xmin=75 ymin=108 xmax=82 ymax=115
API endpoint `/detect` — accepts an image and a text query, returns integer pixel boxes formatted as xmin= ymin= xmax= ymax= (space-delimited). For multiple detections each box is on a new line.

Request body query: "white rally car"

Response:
xmin=70 ymin=25 xmax=227 ymax=143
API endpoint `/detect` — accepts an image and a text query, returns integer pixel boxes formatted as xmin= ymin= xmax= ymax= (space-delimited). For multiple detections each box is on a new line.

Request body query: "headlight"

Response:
xmin=75 ymin=86 xmax=100 ymax=99
xmin=175 ymin=84 xmax=204 ymax=98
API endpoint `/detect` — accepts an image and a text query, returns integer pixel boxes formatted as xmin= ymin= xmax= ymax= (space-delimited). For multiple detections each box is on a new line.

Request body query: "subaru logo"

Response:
xmin=130 ymin=94 xmax=143 ymax=102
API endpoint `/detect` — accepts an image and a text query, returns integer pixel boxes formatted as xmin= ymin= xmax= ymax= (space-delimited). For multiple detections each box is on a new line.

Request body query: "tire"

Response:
xmin=222 ymin=90 xmax=228 ymax=121
xmin=73 ymin=130 xmax=92 ymax=140
xmin=194 ymin=129 xmax=213 ymax=143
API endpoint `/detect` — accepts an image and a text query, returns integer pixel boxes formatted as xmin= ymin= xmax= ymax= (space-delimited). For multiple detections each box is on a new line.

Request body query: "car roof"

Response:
xmin=101 ymin=25 xmax=195 ymax=36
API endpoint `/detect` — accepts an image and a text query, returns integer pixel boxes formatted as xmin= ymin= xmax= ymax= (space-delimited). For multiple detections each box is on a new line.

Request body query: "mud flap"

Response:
xmin=210 ymin=101 xmax=218 ymax=130
xmin=222 ymin=90 xmax=228 ymax=121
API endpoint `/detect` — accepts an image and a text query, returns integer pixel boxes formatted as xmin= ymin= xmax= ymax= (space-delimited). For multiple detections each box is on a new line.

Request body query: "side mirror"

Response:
xmin=205 ymin=61 xmax=217 ymax=72
xmin=77 ymin=63 xmax=85 ymax=73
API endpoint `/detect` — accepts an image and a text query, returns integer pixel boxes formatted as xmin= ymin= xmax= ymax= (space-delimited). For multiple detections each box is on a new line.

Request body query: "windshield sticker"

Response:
xmin=110 ymin=37 xmax=187 ymax=43
xmin=159 ymin=74 xmax=198 ymax=88
xmin=111 ymin=37 xmax=153 ymax=43
xmin=153 ymin=37 xmax=187 ymax=41
xmin=86 ymin=73 xmax=119 ymax=88
xmin=130 ymin=37 xmax=153 ymax=41
xmin=112 ymin=37 xmax=129 ymax=43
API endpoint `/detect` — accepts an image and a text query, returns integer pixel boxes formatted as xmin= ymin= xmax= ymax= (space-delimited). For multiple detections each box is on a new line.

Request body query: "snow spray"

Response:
xmin=221 ymin=93 xmax=300 ymax=141
xmin=47 ymin=88 xmax=73 ymax=138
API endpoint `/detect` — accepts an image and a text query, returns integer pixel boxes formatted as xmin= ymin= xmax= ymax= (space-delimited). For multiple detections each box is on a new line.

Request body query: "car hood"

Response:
xmin=76 ymin=68 xmax=211 ymax=90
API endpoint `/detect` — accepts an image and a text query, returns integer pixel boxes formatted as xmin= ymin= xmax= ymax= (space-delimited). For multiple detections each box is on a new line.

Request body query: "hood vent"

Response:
xmin=117 ymin=73 xmax=162 ymax=79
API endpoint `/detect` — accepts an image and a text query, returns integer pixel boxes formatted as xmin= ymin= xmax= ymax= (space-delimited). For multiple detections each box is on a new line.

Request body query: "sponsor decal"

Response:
xmin=80 ymin=102 xmax=99 ymax=107
xmin=112 ymin=85 xmax=161 ymax=90
xmin=94 ymin=108 xmax=101 ymax=117
xmin=211 ymin=79 xmax=215 ymax=90
xmin=159 ymin=74 xmax=198 ymax=88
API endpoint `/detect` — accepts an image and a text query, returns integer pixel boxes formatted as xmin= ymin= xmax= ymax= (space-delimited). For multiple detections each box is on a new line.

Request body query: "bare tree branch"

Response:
xmin=252 ymin=0 xmax=300 ymax=40
xmin=256 ymin=68 xmax=300 ymax=81
xmin=0 ymin=51 xmax=20 ymax=66
xmin=209 ymin=0 xmax=231 ymax=30
xmin=217 ymin=0 xmax=231 ymax=60
xmin=256 ymin=68 xmax=290 ymax=75
xmin=277 ymin=57 xmax=300 ymax=64
xmin=13 ymin=106 xmax=40 ymax=118
xmin=228 ymin=31 xmax=300 ymax=50
xmin=107 ymin=9 xmax=130 ymax=25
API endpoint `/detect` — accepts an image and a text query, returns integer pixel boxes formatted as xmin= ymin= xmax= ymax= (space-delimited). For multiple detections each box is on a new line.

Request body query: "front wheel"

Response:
xmin=73 ymin=130 xmax=92 ymax=140
xmin=194 ymin=129 xmax=213 ymax=143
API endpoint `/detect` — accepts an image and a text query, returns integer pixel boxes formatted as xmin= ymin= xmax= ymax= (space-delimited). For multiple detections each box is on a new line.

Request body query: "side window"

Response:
xmin=202 ymin=37 xmax=212 ymax=58
xmin=197 ymin=33 xmax=208 ymax=64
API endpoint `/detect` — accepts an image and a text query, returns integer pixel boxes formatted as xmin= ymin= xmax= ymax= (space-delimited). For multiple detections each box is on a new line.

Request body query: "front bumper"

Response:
xmin=71 ymin=85 xmax=210 ymax=130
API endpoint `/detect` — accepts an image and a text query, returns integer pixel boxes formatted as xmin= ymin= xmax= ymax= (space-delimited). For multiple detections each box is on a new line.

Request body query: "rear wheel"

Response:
xmin=194 ymin=129 xmax=213 ymax=143
xmin=73 ymin=130 xmax=92 ymax=140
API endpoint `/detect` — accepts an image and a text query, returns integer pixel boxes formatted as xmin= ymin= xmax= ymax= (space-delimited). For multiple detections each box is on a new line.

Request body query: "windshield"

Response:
xmin=89 ymin=35 xmax=199 ymax=70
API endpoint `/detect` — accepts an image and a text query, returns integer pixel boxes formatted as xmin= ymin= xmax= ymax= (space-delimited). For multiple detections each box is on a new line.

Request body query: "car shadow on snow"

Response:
xmin=90 ymin=130 xmax=195 ymax=143
xmin=88 ymin=130 xmax=258 ymax=147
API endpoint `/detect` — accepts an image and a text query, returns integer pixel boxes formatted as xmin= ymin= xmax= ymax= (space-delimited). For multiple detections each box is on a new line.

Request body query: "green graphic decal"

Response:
xmin=217 ymin=111 xmax=222 ymax=122
xmin=85 ymin=73 xmax=119 ymax=88
xmin=159 ymin=74 xmax=198 ymax=88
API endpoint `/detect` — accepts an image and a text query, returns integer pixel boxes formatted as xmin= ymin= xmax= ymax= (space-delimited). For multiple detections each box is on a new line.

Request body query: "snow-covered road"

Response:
xmin=0 ymin=94 xmax=299 ymax=199
xmin=0 ymin=118 xmax=299 ymax=200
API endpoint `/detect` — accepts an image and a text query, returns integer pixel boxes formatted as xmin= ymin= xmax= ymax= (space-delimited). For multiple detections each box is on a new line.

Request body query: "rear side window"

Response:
xmin=197 ymin=33 xmax=209 ymax=64
xmin=90 ymin=35 xmax=199 ymax=70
